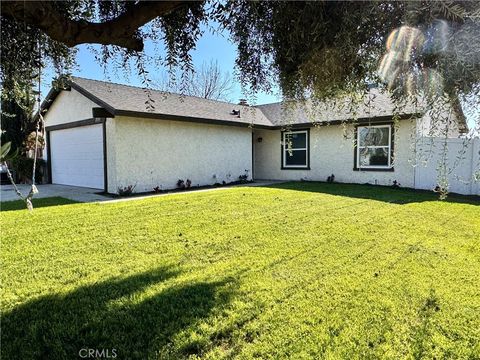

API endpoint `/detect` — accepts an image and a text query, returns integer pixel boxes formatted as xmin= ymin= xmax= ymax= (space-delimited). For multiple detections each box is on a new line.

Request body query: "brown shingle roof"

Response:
xmin=70 ymin=77 xmax=273 ymax=127
xmin=256 ymin=89 xmax=422 ymax=126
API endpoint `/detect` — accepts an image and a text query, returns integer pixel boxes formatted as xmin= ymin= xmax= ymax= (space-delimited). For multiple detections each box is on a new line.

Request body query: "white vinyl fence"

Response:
xmin=415 ymin=137 xmax=480 ymax=196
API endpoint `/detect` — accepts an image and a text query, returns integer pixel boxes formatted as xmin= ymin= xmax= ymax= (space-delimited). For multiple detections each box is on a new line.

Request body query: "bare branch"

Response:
xmin=155 ymin=60 xmax=234 ymax=101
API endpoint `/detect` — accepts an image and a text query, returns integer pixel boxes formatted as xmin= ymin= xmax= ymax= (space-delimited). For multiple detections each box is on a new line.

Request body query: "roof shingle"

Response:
xmin=71 ymin=77 xmax=273 ymax=127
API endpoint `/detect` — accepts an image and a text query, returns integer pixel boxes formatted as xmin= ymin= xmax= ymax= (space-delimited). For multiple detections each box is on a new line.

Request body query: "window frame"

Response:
xmin=354 ymin=123 xmax=394 ymax=172
xmin=281 ymin=129 xmax=310 ymax=170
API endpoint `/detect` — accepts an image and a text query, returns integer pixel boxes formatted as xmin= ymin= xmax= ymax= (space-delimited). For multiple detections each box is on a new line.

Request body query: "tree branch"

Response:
xmin=1 ymin=1 xmax=189 ymax=51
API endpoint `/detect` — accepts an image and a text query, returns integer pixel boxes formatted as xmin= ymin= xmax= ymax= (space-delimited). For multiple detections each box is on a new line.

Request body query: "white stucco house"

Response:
xmin=41 ymin=77 xmax=470 ymax=194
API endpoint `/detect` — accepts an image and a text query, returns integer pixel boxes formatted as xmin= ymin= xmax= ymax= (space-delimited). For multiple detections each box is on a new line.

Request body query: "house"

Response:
xmin=41 ymin=77 xmax=469 ymax=194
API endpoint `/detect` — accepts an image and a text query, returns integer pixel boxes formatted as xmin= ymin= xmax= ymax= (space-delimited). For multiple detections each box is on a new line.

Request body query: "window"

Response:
xmin=356 ymin=124 xmax=393 ymax=169
xmin=282 ymin=130 xmax=309 ymax=169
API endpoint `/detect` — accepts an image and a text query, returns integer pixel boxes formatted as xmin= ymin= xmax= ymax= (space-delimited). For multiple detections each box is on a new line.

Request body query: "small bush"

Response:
xmin=392 ymin=180 xmax=401 ymax=188
xmin=153 ymin=186 xmax=162 ymax=193
xmin=238 ymin=170 xmax=250 ymax=183
xmin=117 ymin=184 xmax=136 ymax=196
xmin=185 ymin=179 xmax=192 ymax=188
xmin=327 ymin=174 xmax=335 ymax=183
xmin=10 ymin=157 xmax=46 ymax=183
xmin=177 ymin=179 xmax=185 ymax=189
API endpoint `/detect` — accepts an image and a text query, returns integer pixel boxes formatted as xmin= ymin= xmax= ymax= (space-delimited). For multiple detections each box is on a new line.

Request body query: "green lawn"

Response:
xmin=1 ymin=182 xmax=479 ymax=359
xmin=1 ymin=196 xmax=78 ymax=211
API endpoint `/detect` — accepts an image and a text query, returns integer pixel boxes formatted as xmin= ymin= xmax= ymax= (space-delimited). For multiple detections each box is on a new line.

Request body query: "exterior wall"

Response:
xmin=43 ymin=89 xmax=98 ymax=126
xmin=109 ymin=116 xmax=252 ymax=193
xmin=254 ymin=119 xmax=418 ymax=188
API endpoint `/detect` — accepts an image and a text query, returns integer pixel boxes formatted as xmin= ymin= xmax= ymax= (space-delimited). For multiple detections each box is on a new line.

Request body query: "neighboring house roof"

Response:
xmin=41 ymin=76 xmax=467 ymax=131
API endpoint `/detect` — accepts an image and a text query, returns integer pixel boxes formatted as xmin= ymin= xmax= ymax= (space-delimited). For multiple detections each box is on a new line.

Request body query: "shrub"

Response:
xmin=177 ymin=179 xmax=185 ymax=189
xmin=10 ymin=157 xmax=46 ymax=183
xmin=185 ymin=179 xmax=192 ymax=188
xmin=239 ymin=174 xmax=248 ymax=183
xmin=153 ymin=186 xmax=162 ymax=193
xmin=117 ymin=184 xmax=136 ymax=196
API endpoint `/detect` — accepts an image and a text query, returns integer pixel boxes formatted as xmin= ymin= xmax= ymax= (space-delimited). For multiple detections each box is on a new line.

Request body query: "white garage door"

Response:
xmin=50 ymin=124 xmax=104 ymax=189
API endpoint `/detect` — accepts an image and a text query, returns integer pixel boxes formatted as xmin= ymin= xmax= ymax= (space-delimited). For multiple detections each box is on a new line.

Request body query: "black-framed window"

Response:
xmin=282 ymin=130 xmax=309 ymax=169
xmin=356 ymin=124 xmax=393 ymax=170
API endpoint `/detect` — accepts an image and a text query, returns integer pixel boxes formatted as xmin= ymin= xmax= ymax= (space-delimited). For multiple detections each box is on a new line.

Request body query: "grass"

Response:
xmin=1 ymin=182 xmax=479 ymax=359
xmin=0 ymin=196 xmax=79 ymax=211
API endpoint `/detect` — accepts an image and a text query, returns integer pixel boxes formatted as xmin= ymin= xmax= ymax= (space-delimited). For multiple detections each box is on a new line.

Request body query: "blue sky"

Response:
xmin=46 ymin=24 xmax=280 ymax=106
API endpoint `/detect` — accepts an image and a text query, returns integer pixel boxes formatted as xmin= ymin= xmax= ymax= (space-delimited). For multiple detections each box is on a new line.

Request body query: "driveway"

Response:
xmin=0 ymin=184 xmax=109 ymax=203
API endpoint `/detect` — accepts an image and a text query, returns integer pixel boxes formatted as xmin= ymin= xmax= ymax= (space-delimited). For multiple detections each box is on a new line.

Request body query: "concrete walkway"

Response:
xmin=0 ymin=184 xmax=109 ymax=203
xmin=0 ymin=181 xmax=285 ymax=204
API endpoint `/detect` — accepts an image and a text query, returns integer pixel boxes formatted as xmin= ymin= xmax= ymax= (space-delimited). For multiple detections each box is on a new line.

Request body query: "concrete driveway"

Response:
xmin=0 ymin=184 xmax=110 ymax=203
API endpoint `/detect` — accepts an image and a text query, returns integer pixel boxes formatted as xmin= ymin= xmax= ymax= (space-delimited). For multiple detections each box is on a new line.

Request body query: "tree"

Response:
xmin=1 ymin=81 xmax=40 ymax=155
xmin=155 ymin=60 xmax=234 ymax=101
xmin=1 ymin=1 xmax=205 ymax=96
xmin=2 ymin=1 xmax=479 ymax=104
xmin=1 ymin=1 xmax=189 ymax=51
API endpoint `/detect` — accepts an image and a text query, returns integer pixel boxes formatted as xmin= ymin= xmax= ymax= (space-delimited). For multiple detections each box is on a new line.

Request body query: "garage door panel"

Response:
xmin=50 ymin=124 xmax=104 ymax=189
xmin=53 ymin=153 xmax=104 ymax=161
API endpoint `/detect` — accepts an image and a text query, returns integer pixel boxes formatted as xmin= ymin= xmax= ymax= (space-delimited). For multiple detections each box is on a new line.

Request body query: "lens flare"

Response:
xmin=386 ymin=26 xmax=425 ymax=61
xmin=379 ymin=25 xmax=445 ymax=98
xmin=378 ymin=51 xmax=400 ymax=82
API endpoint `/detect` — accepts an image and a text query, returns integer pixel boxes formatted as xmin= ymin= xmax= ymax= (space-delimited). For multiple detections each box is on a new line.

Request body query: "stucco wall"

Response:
xmin=254 ymin=119 xmax=418 ymax=187
xmin=109 ymin=116 xmax=253 ymax=193
xmin=43 ymin=89 xmax=98 ymax=126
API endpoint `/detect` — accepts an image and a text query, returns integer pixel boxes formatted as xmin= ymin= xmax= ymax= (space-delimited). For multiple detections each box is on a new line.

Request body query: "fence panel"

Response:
xmin=415 ymin=137 xmax=480 ymax=195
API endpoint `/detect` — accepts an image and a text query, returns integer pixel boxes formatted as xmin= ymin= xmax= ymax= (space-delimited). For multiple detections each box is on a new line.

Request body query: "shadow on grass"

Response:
xmin=1 ymin=266 xmax=237 ymax=359
xmin=0 ymin=196 xmax=79 ymax=212
xmin=267 ymin=181 xmax=480 ymax=205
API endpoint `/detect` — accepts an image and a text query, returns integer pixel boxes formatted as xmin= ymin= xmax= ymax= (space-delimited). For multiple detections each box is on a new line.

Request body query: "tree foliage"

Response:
xmin=2 ymin=1 xmax=479 ymax=105
xmin=1 ymin=82 xmax=41 ymax=156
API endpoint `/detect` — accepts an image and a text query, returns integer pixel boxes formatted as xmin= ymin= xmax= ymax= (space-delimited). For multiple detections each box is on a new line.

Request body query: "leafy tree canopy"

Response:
xmin=1 ymin=1 xmax=479 ymax=113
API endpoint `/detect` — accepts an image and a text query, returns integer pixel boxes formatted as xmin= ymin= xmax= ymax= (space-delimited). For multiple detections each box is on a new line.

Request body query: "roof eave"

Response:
xmin=268 ymin=112 xmax=422 ymax=129
xmin=114 ymin=109 xmax=273 ymax=129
